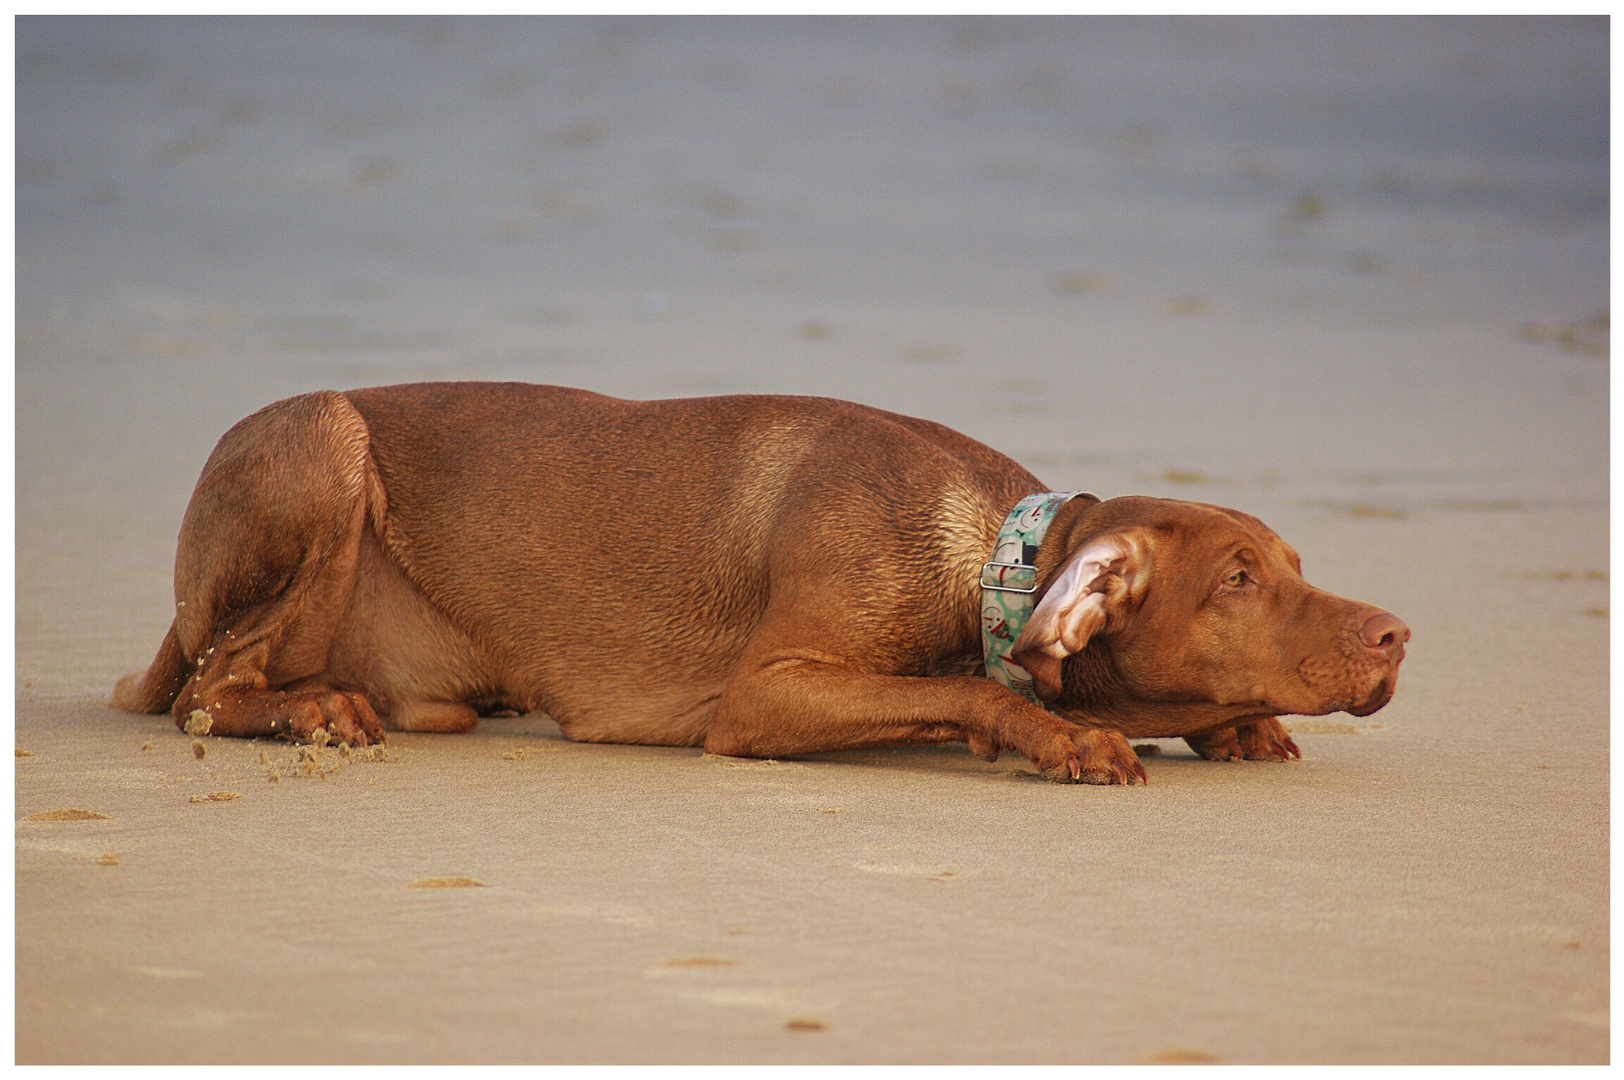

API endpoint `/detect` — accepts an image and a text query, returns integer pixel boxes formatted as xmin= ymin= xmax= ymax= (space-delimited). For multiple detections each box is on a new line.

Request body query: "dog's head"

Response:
xmin=1008 ymin=496 xmax=1408 ymax=726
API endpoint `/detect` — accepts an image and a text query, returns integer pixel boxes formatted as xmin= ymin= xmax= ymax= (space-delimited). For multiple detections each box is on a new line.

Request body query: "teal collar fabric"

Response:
xmin=979 ymin=490 xmax=1092 ymax=704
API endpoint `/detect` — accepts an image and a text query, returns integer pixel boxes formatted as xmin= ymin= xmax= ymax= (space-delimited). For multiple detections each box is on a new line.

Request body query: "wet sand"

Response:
xmin=14 ymin=17 xmax=1608 ymax=1063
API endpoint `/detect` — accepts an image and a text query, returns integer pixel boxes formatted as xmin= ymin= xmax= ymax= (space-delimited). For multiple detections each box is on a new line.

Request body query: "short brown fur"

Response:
xmin=114 ymin=382 xmax=1407 ymax=784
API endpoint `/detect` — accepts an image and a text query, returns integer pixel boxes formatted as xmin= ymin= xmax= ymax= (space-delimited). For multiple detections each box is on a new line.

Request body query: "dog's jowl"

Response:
xmin=115 ymin=382 xmax=1407 ymax=784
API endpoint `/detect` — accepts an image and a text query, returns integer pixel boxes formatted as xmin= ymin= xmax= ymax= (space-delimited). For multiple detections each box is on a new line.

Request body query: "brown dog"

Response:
xmin=114 ymin=382 xmax=1408 ymax=784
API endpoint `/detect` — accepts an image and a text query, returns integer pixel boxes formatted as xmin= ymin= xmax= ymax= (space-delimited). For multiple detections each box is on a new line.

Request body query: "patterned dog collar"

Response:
xmin=980 ymin=490 xmax=1092 ymax=704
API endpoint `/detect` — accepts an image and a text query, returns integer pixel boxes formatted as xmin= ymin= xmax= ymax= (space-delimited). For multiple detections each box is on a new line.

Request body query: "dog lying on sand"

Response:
xmin=115 ymin=382 xmax=1408 ymax=785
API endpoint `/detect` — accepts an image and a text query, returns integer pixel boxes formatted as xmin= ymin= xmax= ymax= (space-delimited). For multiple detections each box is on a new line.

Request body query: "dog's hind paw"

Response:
xmin=287 ymin=691 xmax=386 ymax=747
xmin=173 ymin=685 xmax=386 ymax=746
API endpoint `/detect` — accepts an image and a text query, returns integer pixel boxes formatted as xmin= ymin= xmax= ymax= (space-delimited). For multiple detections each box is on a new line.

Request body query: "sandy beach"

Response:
xmin=14 ymin=17 xmax=1609 ymax=1063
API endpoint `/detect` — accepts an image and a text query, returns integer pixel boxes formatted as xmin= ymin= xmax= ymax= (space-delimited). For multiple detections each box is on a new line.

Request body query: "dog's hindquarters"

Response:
xmin=111 ymin=390 xmax=388 ymax=744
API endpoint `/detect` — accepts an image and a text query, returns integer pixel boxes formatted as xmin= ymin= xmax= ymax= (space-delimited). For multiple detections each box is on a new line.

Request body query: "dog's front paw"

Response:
xmin=1186 ymin=718 xmax=1299 ymax=762
xmin=1031 ymin=726 xmax=1145 ymax=785
xmin=1237 ymin=717 xmax=1299 ymax=761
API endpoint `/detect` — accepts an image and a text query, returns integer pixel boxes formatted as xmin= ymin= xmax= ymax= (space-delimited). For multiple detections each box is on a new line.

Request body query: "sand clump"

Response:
xmin=250 ymin=741 xmax=390 ymax=783
xmin=1140 ymin=1047 xmax=1218 ymax=1064
xmin=188 ymin=791 xmax=240 ymax=803
xmin=1518 ymin=313 xmax=1608 ymax=356
xmin=404 ymin=877 xmax=486 ymax=889
xmin=1343 ymin=504 xmax=1408 ymax=520
xmin=297 ymin=744 xmax=334 ymax=778
xmin=660 ymin=956 xmax=739 ymax=968
xmin=25 ymin=809 xmax=111 ymax=822
xmin=785 ymin=1017 xmax=827 ymax=1032
xmin=1052 ymin=270 xmax=1109 ymax=294
xmin=1286 ymin=721 xmax=1362 ymax=735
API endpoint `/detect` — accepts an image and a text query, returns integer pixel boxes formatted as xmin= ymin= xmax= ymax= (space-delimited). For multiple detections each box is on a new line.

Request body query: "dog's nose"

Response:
xmin=1358 ymin=612 xmax=1410 ymax=656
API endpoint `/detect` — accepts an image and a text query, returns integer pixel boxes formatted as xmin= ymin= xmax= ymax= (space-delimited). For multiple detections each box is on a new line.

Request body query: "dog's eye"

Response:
xmin=1223 ymin=570 xmax=1248 ymax=588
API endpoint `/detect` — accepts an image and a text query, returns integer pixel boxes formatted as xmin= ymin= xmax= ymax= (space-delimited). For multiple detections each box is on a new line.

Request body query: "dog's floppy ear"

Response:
xmin=1009 ymin=531 xmax=1147 ymax=701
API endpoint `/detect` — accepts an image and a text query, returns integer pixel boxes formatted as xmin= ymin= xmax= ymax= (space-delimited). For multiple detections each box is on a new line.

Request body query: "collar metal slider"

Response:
xmin=980 ymin=560 xmax=1039 ymax=593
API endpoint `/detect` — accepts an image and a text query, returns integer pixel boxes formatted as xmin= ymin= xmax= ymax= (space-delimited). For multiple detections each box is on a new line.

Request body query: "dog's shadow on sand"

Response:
xmin=423 ymin=713 xmax=1216 ymax=784
xmin=794 ymin=741 xmax=1216 ymax=782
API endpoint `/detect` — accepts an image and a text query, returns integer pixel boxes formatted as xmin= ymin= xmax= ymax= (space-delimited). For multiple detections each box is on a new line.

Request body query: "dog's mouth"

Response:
xmin=1287 ymin=644 xmax=1404 ymax=718
xmin=1344 ymin=670 xmax=1400 ymax=717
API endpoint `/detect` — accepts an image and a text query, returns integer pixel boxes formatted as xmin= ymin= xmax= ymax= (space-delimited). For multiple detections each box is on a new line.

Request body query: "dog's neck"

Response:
xmin=979 ymin=489 xmax=1095 ymax=705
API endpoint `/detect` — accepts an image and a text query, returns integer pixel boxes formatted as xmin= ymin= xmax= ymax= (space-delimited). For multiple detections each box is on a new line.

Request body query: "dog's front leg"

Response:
xmin=705 ymin=657 xmax=1145 ymax=784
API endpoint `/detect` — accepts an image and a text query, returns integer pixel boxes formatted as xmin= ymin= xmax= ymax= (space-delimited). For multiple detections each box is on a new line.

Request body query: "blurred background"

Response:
xmin=18 ymin=15 xmax=1609 ymax=693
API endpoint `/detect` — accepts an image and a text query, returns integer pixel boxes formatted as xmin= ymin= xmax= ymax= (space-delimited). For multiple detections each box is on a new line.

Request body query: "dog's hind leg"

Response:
xmin=139 ymin=390 xmax=387 ymax=745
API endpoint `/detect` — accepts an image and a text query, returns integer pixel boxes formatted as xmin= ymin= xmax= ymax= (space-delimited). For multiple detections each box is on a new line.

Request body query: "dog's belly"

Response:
xmin=325 ymin=527 xmax=741 ymax=744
